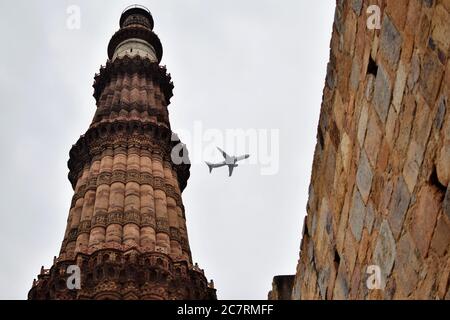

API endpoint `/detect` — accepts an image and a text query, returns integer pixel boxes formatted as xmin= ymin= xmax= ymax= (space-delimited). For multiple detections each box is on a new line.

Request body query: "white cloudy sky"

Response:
xmin=0 ymin=1 xmax=335 ymax=299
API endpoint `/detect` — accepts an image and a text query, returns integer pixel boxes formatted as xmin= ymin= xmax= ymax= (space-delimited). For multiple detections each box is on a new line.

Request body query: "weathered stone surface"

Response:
xmin=419 ymin=51 xmax=444 ymax=106
xmin=326 ymin=61 xmax=336 ymax=89
xmin=430 ymin=215 xmax=450 ymax=257
xmin=437 ymin=142 xmax=450 ymax=187
xmin=409 ymin=185 xmax=441 ymax=258
xmin=395 ymin=232 xmax=421 ymax=297
xmin=364 ymin=111 xmax=383 ymax=168
xmin=317 ymin=267 xmax=330 ymax=299
xmin=403 ymin=141 xmax=425 ymax=193
xmin=379 ymin=15 xmax=403 ymax=69
xmin=333 ymin=91 xmax=345 ymax=131
xmin=433 ymin=95 xmax=447 ymax=131
xmin=333 ymin=260 xmax=349 ymax=299
xmin=289 ymin=0 xmax=450 ymax=300
xmin=388 ymin=176 xmax=411 ymax=239
xmin=385 ymin=107 xmax=398 ymax=148
xmin=392 ymin=62 xmax=408 ymax=112
xmin=350 ymin=187 xmax=367 ymax=241
xmin=340 ymin=132 xmax=352 ymax=173
xmin=352 ymin=0 xmax=363 ymax=16
xmin=350 ymin=60 xmax=360 ymax=91
xmin=431 ymin=4 xmax=450 ymax=52
xmin=373 ymin=220 xmax=396 ymax=280
xmin=344 ymin=230 xmax=358 ymax=274
xmin=357 ymin=101 xmax=369 ymax=147
xmin=356 ymin=150 xmax=373 ymax=203
xmin=373 ymin=64 xmax=393 ymax=123
xmin=365 ymin=74 xmax=375 ymax=101
xmin=334 ymin=0 xmax=345 ymax=35
xmin=365 ymin=201 xmax=375 ymax=235
xmin=407 ymin=51 xmax=420 ymax=91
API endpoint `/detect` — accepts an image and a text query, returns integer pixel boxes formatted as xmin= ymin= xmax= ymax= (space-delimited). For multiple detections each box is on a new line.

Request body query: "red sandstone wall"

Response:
xmin=292 ymin=0 xmax=449 ymax=299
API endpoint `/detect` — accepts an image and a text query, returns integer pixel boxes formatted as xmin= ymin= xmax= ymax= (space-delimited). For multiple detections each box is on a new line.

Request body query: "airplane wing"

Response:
xmin=217 ymin=147 xmax=232 ymax=161
xmin=235 ymin=154 xmax=250 ymax=162
xmin=228 ymin=165 xmax=235 ymax=177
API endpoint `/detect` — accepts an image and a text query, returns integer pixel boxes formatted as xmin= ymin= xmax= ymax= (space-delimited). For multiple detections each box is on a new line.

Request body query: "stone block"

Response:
xmin=365 ymin=201 xmax=376 ymax=235
xmin=350 ymin=60 xmax=360 ymax=92
xmin=419 ymin=51 xmax=444 ymax=106
xmin=333 ymin=260 xmax=349 ymax=300
xmin=333 ymin=91 xmax=345 ymax=131
xmin=344 ymin=231 xmax=358 ymax=274
xmin=431 ymin=4 xmax=450 ymax=52
xmin=349 ymin=188 xmax=366 ymax=243
xmin=334 ymin=0 xmax=345 ymax=35
xmin=403 ymin=141 xmax=425 ymax=193
xmin=376 ymin=139 xmax=390 ymax=172
xmin=379 ymin=15 xmax=403 ymax=69
xmin=357 ymin=101 xmax=369 ymax=146
xmin=388 ymin=176 xmax=411 ymax=239
xmin=352 ymin=0 xmax=363 ymax=16
xmin=356 ymin=150 xmax=373 ymax=203
xmin=373 ymin=220 xmax=396 ymax=280
xmin=373 ymin=64 xmax=393 ymax=123
xmin=392 ymin=62 xmax=408 ymax=112
xmin=317 ymin=267 xmax=330 ymax=299
xmin=409 ymin=185 xmax=441 ymax=258
xmin=433 ymin=95 xmax=447 ymax=132
xmin=430 ymin=215 xmax=450 ymax=257
xmin=340 ymin=132 xmax=352 ymax=173
xmin=385 ymin=107 xmax=398 ymax=148
xmin=394 ymin=232 xmax=421 ymax=297
xmin=386 ymin=0 xmax=409 ymax=31
xmin=437 ymin=143 xmax=450 ymax=187
xmin=364 ymin=111 xmax=383 ymax=168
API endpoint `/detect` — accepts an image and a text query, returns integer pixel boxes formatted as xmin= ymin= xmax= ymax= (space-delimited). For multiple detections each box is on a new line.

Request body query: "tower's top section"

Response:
xmin=119 ymin=5 xmax=154 ymax=30
xmin=108 ymin=4 xmax=163 ymax=63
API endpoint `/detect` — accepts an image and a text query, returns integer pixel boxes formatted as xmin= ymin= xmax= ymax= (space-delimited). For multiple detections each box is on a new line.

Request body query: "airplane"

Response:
xmin=205 ymin=147 xmax=250 ymax=177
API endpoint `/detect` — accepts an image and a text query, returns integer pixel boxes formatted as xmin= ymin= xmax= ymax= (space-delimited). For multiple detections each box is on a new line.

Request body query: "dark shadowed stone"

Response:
xmin=444 ymin=186 xmax=450 ymax=220
xmin=352 ymin=0 xmax=363 ymax=16
xmin=379 ymin=15 xmax=403 ymax=69
xmin=388 ymin=176 xmax=411 ymax=239
xmin=373 ymin=220 xmax=396 ymax=279
xmin=326 ymin=62 xmax=336 ymax=89
xmin=373 ymin=64 xmax=392 ymax=123
xmin=433 ymin=95 xmax=446 ymax=131
xmin=356 ymin=150 xmax=373 ymax=203
xmin=349 ymin=188 xmax=366 ymax=241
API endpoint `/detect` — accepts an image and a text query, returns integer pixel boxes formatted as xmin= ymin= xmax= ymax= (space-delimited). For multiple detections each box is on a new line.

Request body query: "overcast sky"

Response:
xmin=0 ymin=1 xmax=334 ymax=299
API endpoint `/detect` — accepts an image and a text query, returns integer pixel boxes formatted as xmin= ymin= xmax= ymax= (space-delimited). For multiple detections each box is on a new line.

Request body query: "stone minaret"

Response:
xmin=28 ymin=5 xmax=216 ymax=300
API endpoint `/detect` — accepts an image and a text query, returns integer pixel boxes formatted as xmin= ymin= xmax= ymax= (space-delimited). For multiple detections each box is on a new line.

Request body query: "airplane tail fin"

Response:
xmin=205 ymin=162 xmax=214 ymax=173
